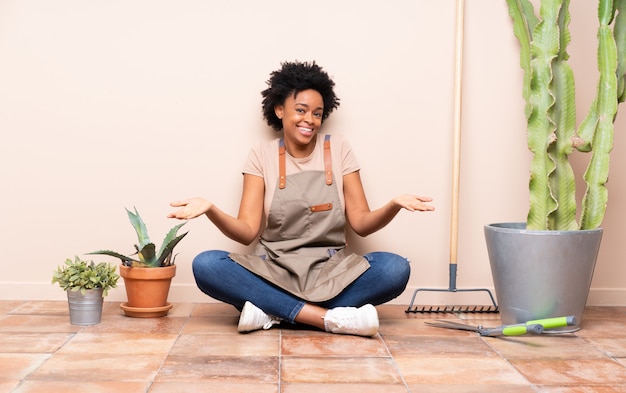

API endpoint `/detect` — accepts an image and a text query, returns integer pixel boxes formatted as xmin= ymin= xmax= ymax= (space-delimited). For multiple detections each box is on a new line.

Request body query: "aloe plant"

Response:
xmin=507 ymin=0 xmax=626 ymax=230
xmin=89 ymin=207 xmax=188 ymax=267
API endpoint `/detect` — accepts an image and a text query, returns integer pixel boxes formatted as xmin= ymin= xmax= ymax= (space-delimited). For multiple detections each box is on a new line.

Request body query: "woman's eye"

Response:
xmin=296 ymin=108 xmax=305 ymax=113
xmin=314 ymin=113 xmax=322 ymax=118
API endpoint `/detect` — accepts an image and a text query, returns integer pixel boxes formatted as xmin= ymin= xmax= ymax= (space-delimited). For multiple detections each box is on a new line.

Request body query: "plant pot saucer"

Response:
xmin=120 ymin=302 xmax=172 ymax=318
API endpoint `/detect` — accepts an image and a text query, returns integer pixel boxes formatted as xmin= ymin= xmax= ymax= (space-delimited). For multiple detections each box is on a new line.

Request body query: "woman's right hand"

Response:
xmin=168 ymin=197 xmax=213 ymax=220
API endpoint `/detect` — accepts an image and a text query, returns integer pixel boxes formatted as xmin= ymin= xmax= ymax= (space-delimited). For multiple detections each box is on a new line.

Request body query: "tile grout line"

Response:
xmin=378 ymin=332 xmax=413 ymax=392
xmin=278 ymin=328 xmax=283 ymax=391
xmin=479 ymin=335 xmax=539 ymax=390
xmin=9 ymin=300 xmax=78 ymax=391
xmin=145 ymin=302 xmax=197 ymax=392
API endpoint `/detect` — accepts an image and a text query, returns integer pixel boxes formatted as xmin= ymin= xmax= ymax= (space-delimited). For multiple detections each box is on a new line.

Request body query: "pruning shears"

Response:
xmin=424 ymin=315 xmax=576 ymax=337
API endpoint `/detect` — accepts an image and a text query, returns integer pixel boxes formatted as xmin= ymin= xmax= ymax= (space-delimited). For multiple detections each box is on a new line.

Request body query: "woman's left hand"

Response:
xmin=393 ymin=195 xmax=435 ymax=212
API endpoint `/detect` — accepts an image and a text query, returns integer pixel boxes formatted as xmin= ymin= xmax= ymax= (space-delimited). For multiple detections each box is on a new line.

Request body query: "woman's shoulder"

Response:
xmin=323 ymin=132 xmax=350 ymax=145
xmin=249 ymin=137 xmax=281 ymax=155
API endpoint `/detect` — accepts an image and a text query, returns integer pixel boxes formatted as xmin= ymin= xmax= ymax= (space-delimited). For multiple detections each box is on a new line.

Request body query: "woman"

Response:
xmin=168 ymin=61 xmax=434 ymax=337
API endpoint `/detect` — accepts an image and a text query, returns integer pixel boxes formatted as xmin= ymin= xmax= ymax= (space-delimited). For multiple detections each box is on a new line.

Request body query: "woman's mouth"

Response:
xmin=298 ymin=126 xmax=314 ymax=136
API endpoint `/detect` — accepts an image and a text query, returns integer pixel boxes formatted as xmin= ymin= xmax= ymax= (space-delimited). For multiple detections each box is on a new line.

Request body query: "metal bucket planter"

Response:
xmin=67 ymin=288 xmax=104 ymax=326
xmin=484 ymin=223 xmax=602 ymax=332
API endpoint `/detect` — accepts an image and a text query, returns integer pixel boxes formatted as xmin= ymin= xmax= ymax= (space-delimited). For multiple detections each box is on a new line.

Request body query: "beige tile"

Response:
xmin=28 ymin=353 xmax=165 ymax=382
xmin=3 ymin=303 xmax=625 ymax=391
xmin=0 ymin=333 xmax=72 ymax=353
xmin=170 ymin=333 xmax=279 ymax=357
xmin=407 ymin=385 xmax=536 ymax=393
xmin=191 ymin=303 xmax=241 ymax=317
xmin=156 ymin=355 xmax=278 ymax=383
xmin=182 ymin=315 xmax=260 ymax=335
xmin=510 ymin=358 xmax=626 ymax=385
xmin=0 ymin=301 xmax=26 ymax=315
xmin=385 ymin=335 xmax=498 ymax=358
xmin=282 ymin=383 xmax=408 ymax=393
xmin=379 ymin=318 xmax=476 ymax=337
xmin=149 ymin=381 xmax=278 ymax=393
xmin=85 ymin=314 xmax=186 ymax=334
xmin=282 ymin=334 xmax=388 ymax=357
xmin=0 ymin=380 xmax=20 ymax=393
xmin=585 ymin=337 xmax=626 ymax=357
xmin=13 ymin=381 xmax=149 ymax=393
xmin=0 ymin=315 xmax=80 ymax=333
xmin=57 ymin=333 xmax=178 ymax=355
xmin=457 ymin=313 xmax=503 ymax=322
xmin=9 ymin=301 xmax=70 ymax=316
xmin=281 ymin=357 xmax=402 ymax=384
xmin=394 ymin=356 xmax=528 ymax=385
xmin=483 ymin=335 xmax=605 ymax=359
xmin=0 ymin=354 xmax=49 ymax=379
xmin=159 ymin=302 xmax=196 ymax=317
xmin=536 ymin=386 xmax=626 ymax=393
xmin=576 ymin=318 xmax=626 ymax=338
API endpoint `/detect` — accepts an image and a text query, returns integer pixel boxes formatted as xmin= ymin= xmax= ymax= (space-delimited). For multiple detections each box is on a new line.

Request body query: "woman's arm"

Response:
xmin=168 ymin=174 xmax=265 ymax=245
xmin=343 ymin=171 xmax=434 ymax=237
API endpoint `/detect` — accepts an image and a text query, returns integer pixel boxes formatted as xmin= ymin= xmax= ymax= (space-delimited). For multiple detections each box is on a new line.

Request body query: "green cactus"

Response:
xmin=88 ymin=207 xmax=188 ymax=267
xmin=507 ymin=0 xmax=626 ymax=230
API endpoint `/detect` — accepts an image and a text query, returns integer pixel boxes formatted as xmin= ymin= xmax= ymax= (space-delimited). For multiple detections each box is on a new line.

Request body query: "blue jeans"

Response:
xmin=192 ymin=250 xmax=410 ymax=323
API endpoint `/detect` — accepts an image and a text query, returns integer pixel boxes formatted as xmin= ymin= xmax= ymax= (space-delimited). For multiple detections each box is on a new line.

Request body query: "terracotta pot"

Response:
xmin=119 ymin=264 xmax=176 ymax=317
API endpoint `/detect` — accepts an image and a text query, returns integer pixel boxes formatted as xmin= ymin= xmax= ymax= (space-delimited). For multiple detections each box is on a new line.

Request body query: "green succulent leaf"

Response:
xmin=52 ymin=256 xmax=119 ymax=296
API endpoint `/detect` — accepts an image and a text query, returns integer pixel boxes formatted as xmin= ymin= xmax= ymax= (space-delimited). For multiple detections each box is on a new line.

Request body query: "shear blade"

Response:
xmin=424 ymin=321 xmax=480 ymax=332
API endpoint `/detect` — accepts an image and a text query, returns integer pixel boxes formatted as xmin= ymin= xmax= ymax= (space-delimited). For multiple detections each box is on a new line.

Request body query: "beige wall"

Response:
xmin=1 ymin=0 xmax=624 ymax=305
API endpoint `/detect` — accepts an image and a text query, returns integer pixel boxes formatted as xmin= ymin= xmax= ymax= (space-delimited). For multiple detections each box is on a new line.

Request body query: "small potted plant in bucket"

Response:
xmin=52 ymin=256 xmax=119 ymax=325
xmin=88 ymin=207 xmax=188 ymax=318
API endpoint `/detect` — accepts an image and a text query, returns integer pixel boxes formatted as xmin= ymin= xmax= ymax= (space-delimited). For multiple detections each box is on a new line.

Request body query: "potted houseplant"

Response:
xmin=485 ymin=0 xmax=625 ymax=330
xmin=89 ymin=207 xmax=188 ymax=318
xmin=52 ymin=256 xmax=119 ymax=325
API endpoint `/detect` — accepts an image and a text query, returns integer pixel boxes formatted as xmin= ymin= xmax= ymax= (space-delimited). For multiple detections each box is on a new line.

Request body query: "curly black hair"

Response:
xmin=261 ymin=61 xmax=340 ymax=131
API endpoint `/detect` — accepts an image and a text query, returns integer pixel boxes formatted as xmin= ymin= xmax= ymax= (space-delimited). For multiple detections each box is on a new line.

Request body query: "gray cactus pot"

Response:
xmin=67 ymin=288 xmax=104 ymax=325
xmin=484 ymin=223 xmax=602 ymax=332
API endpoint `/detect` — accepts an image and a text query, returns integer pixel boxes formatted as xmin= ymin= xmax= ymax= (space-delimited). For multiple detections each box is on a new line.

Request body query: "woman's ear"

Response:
xmin=274 ymin=105 xmax=284 ymax=120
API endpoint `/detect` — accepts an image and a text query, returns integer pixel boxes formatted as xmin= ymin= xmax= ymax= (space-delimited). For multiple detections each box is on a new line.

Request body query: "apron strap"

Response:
xmin=324 ymin=134 xmax=333 ymax=186
xmin=278 ymin=135 xmax=333 ymax=189
xmin=278 ymin=139 xmax=286 ymax=189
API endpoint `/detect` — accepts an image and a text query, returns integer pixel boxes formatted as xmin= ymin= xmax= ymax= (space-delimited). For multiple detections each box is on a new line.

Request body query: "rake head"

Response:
xmin=405 ymin=304 xmax=499 ymax=313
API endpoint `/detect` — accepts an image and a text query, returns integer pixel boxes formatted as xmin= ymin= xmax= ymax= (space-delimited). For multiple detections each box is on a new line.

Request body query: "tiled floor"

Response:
xmin=1 ymin=301 xmax=626 ymax=393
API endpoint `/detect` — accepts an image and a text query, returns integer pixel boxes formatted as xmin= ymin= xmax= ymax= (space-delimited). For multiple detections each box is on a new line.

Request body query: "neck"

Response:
xmin=285 ymin=136 xmax=317 ymax=158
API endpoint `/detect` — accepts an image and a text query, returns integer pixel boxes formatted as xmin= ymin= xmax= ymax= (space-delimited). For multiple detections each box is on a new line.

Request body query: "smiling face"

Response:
xmin=274 ymin=89 xmax=324 ymax=158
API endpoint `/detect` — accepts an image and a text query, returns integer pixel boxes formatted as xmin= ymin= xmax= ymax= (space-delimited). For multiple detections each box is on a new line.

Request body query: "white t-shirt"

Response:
xmin=242 ymin=133 xmax=361 ymax=217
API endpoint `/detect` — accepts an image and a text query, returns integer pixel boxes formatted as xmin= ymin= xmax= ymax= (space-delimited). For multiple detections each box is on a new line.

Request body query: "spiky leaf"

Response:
xmin=126 ymin=207 xmax=151 ymax=249
xmin=156 ymin=231 xmax=188 ymax=267
xmin=87 ymin=250 xmax=139 ymax=266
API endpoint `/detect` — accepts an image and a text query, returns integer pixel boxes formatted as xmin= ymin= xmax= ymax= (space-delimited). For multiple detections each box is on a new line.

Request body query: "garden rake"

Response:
xmin=406 ymin=0 xmax=498 ymax=314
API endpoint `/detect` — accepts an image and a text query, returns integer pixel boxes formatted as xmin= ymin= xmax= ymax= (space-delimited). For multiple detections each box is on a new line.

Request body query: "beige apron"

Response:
xmin=230 ymin=135 xmax=370 ymax=302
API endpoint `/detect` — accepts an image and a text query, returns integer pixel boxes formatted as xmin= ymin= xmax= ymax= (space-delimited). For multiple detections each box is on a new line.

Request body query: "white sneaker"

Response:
xmin=323 ymin=304 xmax=379 ymax=337
xmin=238 ymin=301 xmax=281 ymax=333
